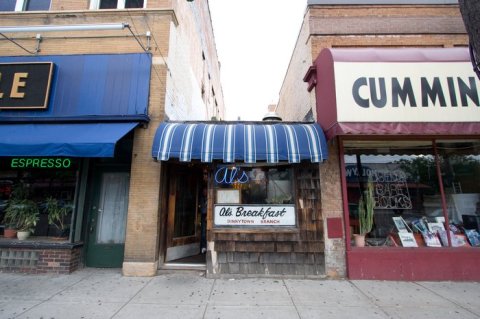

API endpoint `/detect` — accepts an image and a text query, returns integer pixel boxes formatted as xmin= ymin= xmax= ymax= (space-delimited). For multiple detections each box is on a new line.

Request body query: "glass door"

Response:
xmin=86 ymin=171 xmax=130 ymax=267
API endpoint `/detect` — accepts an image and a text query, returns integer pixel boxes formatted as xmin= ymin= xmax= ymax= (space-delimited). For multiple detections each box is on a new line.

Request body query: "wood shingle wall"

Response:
xmin=208 ymin=165 xmax=325 ymax=277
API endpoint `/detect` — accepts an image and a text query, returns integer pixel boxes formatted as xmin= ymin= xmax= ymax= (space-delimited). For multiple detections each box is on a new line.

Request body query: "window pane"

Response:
xmin=125 ymin=0 xmax=143 ymax=8
xmin=344 ymin=141 xmax=445 ymax=248
xmin=437 ymin=140 xmax=480 ymax=247
xmin=0 ymin=158 xmax=78 ymax=239
xmin=25 ymin=0 xmax=51 ymax=11
xmin=0 ymin=0 xmax=16 ymax=11
xmin=214 ymin=165 xmax=294 ymax=205
xmin=99 ymin=0 xmax=117 ymax=9
xmin=96 ymin=172 xmax=129 ymax=244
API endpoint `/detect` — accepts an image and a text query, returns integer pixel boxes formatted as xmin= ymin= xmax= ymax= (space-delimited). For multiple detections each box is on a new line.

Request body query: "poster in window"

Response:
xmin=216 ymin=189 xmax=241 ymax=204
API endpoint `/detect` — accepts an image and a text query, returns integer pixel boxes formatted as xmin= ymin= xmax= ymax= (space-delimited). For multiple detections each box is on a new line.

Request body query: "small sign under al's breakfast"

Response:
xmin=214 ymin=205 xmax=296 ymax=226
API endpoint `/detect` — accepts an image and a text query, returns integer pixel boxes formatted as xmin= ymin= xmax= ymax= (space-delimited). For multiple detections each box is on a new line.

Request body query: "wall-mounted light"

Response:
xmin=0 ymin=23 xmax=129 ymax=33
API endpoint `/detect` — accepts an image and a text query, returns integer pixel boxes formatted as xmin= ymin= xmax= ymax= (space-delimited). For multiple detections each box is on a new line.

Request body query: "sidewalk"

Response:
xmin=0 ymin=268 xmax=479 ymax=319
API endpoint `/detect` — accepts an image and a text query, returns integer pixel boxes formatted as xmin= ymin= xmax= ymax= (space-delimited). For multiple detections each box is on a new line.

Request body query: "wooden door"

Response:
xmin=165 ymin=168 xmax=201 ymax=261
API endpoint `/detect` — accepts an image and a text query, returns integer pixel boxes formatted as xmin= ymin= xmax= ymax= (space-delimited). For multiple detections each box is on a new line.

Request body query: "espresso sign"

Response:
xmin=214 ymin=205 xmax=296 ymax=226
xmin=0 ymin=62 xmax=54 ymax=109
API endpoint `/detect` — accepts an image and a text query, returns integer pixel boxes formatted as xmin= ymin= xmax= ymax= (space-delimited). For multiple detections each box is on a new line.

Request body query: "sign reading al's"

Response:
xmin=0 ymin=62 xmax=54 ymax=109
xmin=334 ymin=62 xmax=480 ymax=122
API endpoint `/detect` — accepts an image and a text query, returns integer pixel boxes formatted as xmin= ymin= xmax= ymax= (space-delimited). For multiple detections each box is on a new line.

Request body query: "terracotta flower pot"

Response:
xmin=354 ymin=234 xmax=366 ymax=247
xmin=4 ymin=228 xmax=17 ymax=239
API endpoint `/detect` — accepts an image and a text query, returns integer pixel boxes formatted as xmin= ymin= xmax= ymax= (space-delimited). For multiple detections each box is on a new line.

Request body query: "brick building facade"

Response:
xmin=277 ymin=0 xmax=474 ymax=279
xmin=0 ymin=0 xmax=224 ymax=276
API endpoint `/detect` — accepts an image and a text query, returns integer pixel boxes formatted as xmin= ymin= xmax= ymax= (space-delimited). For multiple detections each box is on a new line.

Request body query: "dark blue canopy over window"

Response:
xmin=0 ymin=123 xmax=138 ymax=157
xmin=152 ymin=122 xmax=328 ymax=163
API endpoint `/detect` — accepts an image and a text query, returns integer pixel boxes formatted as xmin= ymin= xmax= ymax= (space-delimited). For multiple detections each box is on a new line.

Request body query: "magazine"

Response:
xmin=427 ymin=222 xmax=445 ymax=234
xmin=421 ymin=231 xmax=442 ymax=247
xmin=398 ymin=232 xmax=418 ymax=247
xmin=465 ymin=229 xmax=480 ymax=247
xmin=438 ymin=230 xmax=470 ymax=247
xmin=411 ymin=219 xmax=428 ymax=233
xmin=393 ymin=216 xmax=410 ymax=233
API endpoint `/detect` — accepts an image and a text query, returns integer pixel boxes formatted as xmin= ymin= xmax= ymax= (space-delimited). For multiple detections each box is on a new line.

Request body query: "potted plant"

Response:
xmin=2 ymin=216 xmax=17 ymax=239
xmin=3 ymin=182 xmax=39 ymax=240
xmin=45 ymin=197 xmax=72 ymax=238
xmin=354 ymin=178 xmax=375 ymax=247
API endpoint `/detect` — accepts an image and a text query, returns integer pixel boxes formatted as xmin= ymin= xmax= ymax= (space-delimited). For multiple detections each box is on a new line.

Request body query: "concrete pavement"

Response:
xmin=0 ymin=268 xmax=479 ymax=319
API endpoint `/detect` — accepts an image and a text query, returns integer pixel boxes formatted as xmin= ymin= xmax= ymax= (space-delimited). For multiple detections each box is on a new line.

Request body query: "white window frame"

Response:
xmin=14 ymin=0 xmax=51 ymax=11
xmin=90 ymin=0 xmax=147 ymax=9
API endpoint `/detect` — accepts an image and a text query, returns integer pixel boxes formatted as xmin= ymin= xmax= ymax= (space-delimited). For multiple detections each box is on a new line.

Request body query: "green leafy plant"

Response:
xmin=45 ymin=197 xmax=72 ymax=235
xmin=358 ymin=179 xmax=375 ymax=235
xmin=4 ymin=198 xmax=39 ymax=232
xmin=4 ymin=182 xmax=39 ymax=232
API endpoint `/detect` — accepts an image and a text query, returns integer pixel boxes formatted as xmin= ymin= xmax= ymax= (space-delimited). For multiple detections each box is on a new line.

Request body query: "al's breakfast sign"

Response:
xmin=334 ymin=62 xmax=480 ymax=122
xmin=214 ymin=205 xmax=296 ymax=226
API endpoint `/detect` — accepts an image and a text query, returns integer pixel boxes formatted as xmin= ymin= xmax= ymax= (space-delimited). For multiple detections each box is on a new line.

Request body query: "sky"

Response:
xmin=208 ymin=0 xmax=308 ymax=121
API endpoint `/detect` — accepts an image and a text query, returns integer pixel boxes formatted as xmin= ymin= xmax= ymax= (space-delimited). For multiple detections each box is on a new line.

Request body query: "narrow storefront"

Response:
xmin=152 ymin=121 xmax=329 ymax=277
xmin=305 ymin=47 xmax=480 ymax=280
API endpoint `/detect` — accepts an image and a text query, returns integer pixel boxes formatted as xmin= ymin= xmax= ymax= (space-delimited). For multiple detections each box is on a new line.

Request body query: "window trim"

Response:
xmin=90 ymin=0 xmax=147 ymax=9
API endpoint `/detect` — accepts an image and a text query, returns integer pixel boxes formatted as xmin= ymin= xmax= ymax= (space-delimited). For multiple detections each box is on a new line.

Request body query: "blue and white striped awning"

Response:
xmin=152 ymin=122 xmax=328 ymax=163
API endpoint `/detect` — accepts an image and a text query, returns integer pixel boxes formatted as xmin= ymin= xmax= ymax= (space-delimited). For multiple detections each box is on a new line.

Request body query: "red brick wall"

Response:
xmin=0 ymin=246 xmax=82 ymax=274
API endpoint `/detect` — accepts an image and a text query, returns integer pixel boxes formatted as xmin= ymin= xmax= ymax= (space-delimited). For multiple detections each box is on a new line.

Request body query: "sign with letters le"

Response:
xmin=0 ymin=62 xmax=54 ymax=109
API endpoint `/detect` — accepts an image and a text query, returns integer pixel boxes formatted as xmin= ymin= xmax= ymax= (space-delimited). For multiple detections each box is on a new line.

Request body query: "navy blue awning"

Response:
xmin=152 ymin=122 xmax=328 ymax=163
xmin=0 ymin=123 xmax=138 ymax=157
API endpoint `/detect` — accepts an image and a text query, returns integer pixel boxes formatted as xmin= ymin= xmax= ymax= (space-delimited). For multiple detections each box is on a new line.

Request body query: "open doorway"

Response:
xmin=163 ymin=164 xmax=207 ymax=268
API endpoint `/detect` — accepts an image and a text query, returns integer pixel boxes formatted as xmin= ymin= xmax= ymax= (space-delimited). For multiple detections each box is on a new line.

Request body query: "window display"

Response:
xmin=214 ymin=165 xmax=296 ymax=227
xmin=344 ymin=140 xmax=480 ymax=248
xmin=0 ymin=157 xmax=78 ymax=240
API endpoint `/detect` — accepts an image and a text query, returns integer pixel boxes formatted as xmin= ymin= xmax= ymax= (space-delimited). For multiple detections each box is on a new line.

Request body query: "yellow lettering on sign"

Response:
xmin=10 ymin=72 xmax=28 ymax=98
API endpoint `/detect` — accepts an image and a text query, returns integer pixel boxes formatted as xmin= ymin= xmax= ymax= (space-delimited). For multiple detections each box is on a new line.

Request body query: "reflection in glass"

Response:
xmin=344 ymin=141 xmax=441 ymax=246
xmin=99 ymin=0 xmax=117 ymax=9
xmin=25 ymin=0 xmax=50 ymax=11
xmin=437 ymin=140 xmax=480 ymax=232
xmin=214 ymin=165 xmax=294 ymax=205
xmin=0 ymin=0 xmax=16 ymax=11
xmin=125 ymin=0 xmax=144 ymax=8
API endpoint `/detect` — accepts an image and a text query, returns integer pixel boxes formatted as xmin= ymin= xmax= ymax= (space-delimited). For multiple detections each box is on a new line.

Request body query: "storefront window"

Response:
xmin=214 ymin=165 xmax=294 ymax=205
xmin=344 ymin=140 xmax=480 ymax=248
xmin=437 ymin=140 xmax=480 ymax=247
xmin=345 ymin=141 xmax=444 ymax=247
xmin=213 ymin=165 xmax=296 ymax=227
xmin=0 ymin=157 xmax=78 ymax=239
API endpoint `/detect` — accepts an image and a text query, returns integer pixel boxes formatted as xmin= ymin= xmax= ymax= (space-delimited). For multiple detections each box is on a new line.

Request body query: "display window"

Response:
xmin=0 ymin=157 xmax=79 ymax=240
xmin=213 ymin=165 xmax=296 ymax=227
xmin=344 ymin=140 xmax=480 ymax=248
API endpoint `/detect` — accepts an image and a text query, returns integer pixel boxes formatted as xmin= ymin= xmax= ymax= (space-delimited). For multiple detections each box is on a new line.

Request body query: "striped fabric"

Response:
xmin=152 ymin=122 xmax=328 ymax=163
